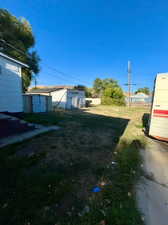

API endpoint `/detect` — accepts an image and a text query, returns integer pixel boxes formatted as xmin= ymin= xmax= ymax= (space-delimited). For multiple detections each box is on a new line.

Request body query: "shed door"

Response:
xmin=67 ymin=96 xmax=72 ymax=109
xmin=32 ymin=95 xmax=46 ymax=112
xmin=72 ymin=96 xmax=78 ymax=108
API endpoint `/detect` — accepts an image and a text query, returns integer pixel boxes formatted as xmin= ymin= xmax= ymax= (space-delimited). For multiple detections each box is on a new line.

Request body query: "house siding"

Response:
xmin=0 ymin=56 xmax=23 ymax=112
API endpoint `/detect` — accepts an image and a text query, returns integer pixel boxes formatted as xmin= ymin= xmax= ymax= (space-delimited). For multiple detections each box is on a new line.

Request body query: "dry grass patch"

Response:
xmin=0 ymin=106 xmax=148 ymax=225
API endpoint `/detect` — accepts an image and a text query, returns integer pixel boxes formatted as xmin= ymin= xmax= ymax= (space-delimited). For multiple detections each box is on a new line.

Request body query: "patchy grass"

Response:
xmin=23 ymin=111 xmax=65 ymax=125
xmin=0 ymin=106 xmax=149 ymax=225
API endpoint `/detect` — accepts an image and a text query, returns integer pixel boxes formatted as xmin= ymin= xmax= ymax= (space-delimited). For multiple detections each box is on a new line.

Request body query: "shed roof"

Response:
xmin=28 ymin=85 xmax=74 ymax=93
xmin=0 ymin=52 xmax=29 ymax=68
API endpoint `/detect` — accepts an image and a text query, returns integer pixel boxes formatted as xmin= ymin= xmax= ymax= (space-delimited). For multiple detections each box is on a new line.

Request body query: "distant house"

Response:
xmin=0 ymin=52 xmax=29 ymax=112
xmin=125 ymin=92 xmax=152 ymax=104
xmin=27 ymin=86 xmax=85 ymax=109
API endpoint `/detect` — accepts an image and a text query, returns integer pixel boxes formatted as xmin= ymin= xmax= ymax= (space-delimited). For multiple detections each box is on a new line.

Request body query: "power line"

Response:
xmin=40 ymin=70 xmax=80 ymax=84
xmin=32 ymin=71 xmax=77 ymax=88
xmin=43 ymin=64 xmax=91 ymax=86
xmin=0 ymin=39 xmax=91 ymax=86
xmin=0 ymin=39 xmax=31 ymax=58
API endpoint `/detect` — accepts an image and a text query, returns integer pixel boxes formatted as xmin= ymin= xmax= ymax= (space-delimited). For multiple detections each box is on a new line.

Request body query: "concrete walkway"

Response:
xmin=137 ymin=141 xmax=168 ymax=225
xmin=0 ymin=113 xmax=60 ymax=148
xmin=0 ymin=113 xmax=12 ymax=119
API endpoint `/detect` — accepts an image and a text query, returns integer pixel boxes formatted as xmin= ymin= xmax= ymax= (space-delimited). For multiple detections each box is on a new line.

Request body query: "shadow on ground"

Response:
xmin=142 ymin=113 xmax=150 ymax=134
xmin=0 ymin=109 xmax=131 ymax=225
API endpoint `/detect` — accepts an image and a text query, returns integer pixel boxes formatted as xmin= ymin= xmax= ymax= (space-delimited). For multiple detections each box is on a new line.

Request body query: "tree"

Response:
xmin=0 ymin=9 xmax=40 ymax=91
xmin=93 ymin=78 xmax=103 ymax=96
xmin=93 ymin=78 xmax=125 ymax=105
xmin=74 ymin=85 xmax=86 ymax=91
xmin=102 ymin=86 xmax=125 ymax=105
xmin=135 ymin=87 xmax=150 ymax=95
xmin=74 ymin=85 xmax=93 ymax=97
xmin=85 ymin=87 xmax=93 ymax=97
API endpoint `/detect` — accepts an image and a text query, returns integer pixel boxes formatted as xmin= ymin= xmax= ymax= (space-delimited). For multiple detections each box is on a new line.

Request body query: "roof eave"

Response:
xmin=0 ymin=52 xmax=29 ymax=68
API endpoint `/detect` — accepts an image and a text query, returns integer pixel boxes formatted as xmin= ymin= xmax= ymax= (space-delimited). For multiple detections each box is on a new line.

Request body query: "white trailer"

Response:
xmin=149 ymin=73 xmax=168 ymax=141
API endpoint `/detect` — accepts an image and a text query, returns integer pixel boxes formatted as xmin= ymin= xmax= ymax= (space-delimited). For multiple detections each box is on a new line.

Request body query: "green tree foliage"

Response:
xmin=74 ymin=85 xmax=93 ymax=97
xmin=85 ymin=87 xmax=93 ymax=97
xmin=93 ymin=78 xmax=103 ymax=96
xmin=74 ymin=85 xmax=86 ymax=91
xmin=0 ymin=9 xmax=40 ymax=91
xmin=93 ymin=78 xmax=125 ymax=105
xmin=135 ymin=87 xmax=150 ymax=95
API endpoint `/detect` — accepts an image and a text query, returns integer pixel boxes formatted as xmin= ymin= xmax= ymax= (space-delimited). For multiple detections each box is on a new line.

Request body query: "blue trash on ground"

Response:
xmin=92 ymin=186 xmax=101 ymax=192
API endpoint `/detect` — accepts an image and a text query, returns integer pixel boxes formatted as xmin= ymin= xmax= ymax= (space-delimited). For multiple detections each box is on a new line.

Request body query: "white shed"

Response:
xmin=0 ymin=52 xmax=28 ymax=112
xmin=28 ymin=86 xmax=85 ymax=109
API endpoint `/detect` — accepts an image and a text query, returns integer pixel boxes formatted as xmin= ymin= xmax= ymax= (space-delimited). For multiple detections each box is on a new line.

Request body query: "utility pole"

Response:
xmin=124 ymin=61 xmax=136 ymax=107
xmin=34 ymin=75 xmax=37 ymax=89
xmin=128 ymin=60 xmax=131 ymax=107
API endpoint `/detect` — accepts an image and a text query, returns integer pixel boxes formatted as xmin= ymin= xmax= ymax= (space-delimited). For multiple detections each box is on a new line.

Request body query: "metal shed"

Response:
xmin=23 ymin=94 xmax=52 ymax=113
xmin=27 ymin=86 xmax=85 ymax=110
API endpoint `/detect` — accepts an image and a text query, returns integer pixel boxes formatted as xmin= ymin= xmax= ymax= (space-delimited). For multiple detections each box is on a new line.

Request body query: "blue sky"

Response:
xmin=1 ymin=0 xmax=168 ymax=91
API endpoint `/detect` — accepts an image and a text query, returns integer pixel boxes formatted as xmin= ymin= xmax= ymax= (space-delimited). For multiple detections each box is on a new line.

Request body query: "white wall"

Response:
xmin=51 ymin=89 xmax=67 ymax=109
xmin=0 ymin=56 xmax=23 ymax=112
xmin=86 ymin=98 xmax=101 ymax=105
xmin=67 ymin=90 xmax=85 ymax=109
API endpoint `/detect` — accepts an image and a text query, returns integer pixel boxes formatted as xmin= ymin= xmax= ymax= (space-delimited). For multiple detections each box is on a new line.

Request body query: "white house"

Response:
xmin=125 ymin=92 xmax=152 ymax=104
xmin=0 ymin=52 xmax=28 ymax=112
xmin=28 ymin=86 xmax=85 ymax=109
